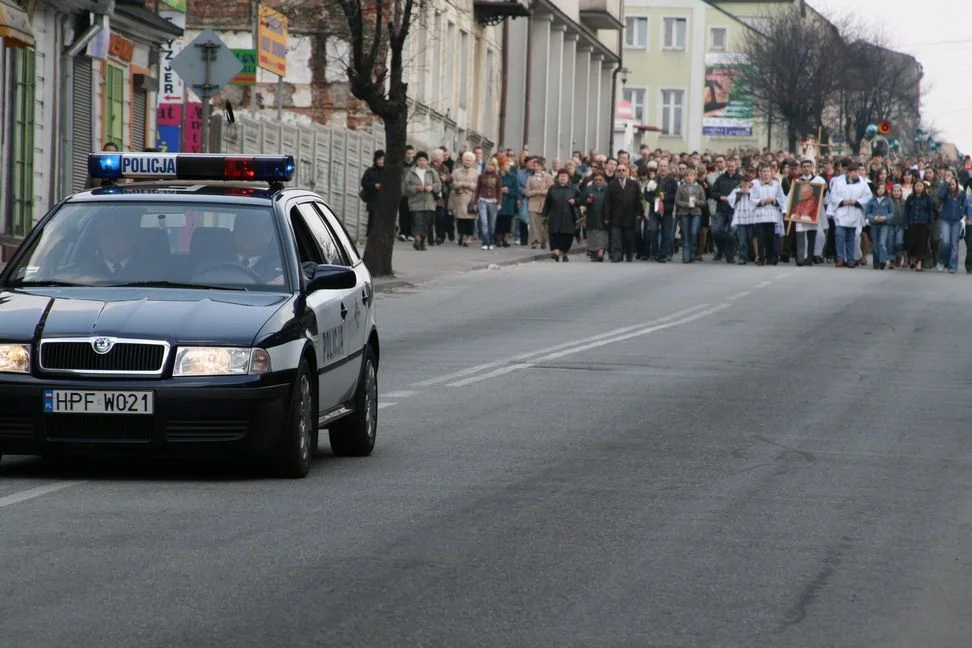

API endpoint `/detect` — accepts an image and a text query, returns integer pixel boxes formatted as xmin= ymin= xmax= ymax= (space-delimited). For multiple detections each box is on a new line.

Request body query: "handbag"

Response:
xmin=467 ymin=200 xmax=478 ymax=215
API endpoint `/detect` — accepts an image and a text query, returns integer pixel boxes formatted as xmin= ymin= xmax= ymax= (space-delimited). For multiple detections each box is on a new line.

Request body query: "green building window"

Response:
xmin=104 ymin=64 xmax=124 ymax=148
xmin=11 ymin=47 xmax=35 ymax=238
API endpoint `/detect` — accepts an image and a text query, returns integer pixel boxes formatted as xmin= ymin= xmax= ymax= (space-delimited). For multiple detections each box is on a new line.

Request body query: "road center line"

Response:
xmin=0 ymin=481 xmax=84 ymax=510
xmin=754 ymin=280 xmax=773 ymax=289
xmin=377 ymin=402 xmax=397 ymax=410
xmin=727 ymin=290 xmax=751 ymax=301
xmin=412 ymin=304 xmax=709 ymax=388
xmin=447 ymin=303 xmax=732 ymax=387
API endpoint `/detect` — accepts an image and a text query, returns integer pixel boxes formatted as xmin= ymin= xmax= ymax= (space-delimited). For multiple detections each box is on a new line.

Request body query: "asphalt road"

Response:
xmin=3 ymin=259 xmax=972 ymax=647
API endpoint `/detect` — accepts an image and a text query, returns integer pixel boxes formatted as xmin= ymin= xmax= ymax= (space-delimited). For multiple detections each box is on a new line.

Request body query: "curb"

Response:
xmin=374 ymin=246 xmax=589 ymax=293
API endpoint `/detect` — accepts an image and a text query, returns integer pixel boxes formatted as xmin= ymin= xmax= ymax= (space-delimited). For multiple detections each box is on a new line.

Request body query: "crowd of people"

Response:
xmin=359 ymin=143 xmax=972 ymax=272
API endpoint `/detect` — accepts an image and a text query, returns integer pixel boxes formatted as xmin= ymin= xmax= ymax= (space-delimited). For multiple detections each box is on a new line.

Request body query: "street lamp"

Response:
xmin=620 ymin=67 xmax=630 ymax=86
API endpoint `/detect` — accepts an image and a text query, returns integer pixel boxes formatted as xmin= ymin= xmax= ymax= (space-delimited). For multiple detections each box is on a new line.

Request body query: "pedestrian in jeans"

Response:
xmin=936 ymin=177 xmax=966 ymax=273
xmin=865 ymin=182 xmax=894 ymax=269
xmin=403 ymin=151 xmax=441 ymax=251
xmin=675 ymin=168 xmax=706 ymax=263
xmin=475 ymin=158 xmax=502 ymax=250
xmin=905 ymin=180 xmax=933 ymax=271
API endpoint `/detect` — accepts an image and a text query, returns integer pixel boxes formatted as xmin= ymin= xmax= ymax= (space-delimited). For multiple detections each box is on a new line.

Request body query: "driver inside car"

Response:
xmin=77 ymin=217 xmax=146 ymax=283
xmin=231 ymin=212 xmax=285 ymax=285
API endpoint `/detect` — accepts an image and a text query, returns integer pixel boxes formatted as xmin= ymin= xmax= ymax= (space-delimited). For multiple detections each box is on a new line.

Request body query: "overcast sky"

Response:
xmin=811 ymin=0 xmax=970 ymax=153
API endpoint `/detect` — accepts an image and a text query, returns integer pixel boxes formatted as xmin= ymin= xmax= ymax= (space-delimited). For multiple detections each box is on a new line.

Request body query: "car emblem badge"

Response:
xmin=92 ymin=337 xmax=114 ymax=354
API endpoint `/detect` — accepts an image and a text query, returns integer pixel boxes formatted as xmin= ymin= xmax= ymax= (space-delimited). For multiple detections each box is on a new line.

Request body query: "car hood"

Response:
xmin=0 ymin=288 xmax=292 ymax=346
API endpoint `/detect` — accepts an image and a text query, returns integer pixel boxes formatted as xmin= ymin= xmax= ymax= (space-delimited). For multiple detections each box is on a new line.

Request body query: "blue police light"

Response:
xmin=87 ymin=153 xmax=296 ymax=183
xmin=88 ymin=154 xmax=123 ymax=179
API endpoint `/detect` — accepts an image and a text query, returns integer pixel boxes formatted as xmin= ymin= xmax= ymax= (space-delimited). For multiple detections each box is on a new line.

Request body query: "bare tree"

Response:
xmin=737 ymin=6 xmax=844 ymax=152
xmin=325 ymin=0 xmax=416 ymax=277
xmin=836 ymin=32 xmax=924 ymax=156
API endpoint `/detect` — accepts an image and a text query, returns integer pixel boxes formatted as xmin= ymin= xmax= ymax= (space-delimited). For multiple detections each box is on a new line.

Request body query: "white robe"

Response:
xmin=830 ymin=178 xmax=873 ymax=229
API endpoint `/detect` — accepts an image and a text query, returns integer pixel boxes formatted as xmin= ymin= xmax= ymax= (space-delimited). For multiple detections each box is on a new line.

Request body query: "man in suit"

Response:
xmin=231 ymin=213 xmax=285 ymax=284
xmin=74 ymin=216 xmax=147 ymax=283
xmin=603 ymin=163 xmax=643 ymax=262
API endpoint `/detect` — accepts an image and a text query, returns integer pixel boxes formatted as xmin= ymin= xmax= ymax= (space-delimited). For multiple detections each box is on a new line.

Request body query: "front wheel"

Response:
xmin=274 ymin=359 xmax=317 ymax=478
xmin=328 ymin=346 xmax=378 ymax=457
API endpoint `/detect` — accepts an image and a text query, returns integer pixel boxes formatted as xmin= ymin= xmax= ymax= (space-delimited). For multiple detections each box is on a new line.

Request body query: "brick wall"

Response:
xmin=186 ymin=0 xmax=379 ymax=131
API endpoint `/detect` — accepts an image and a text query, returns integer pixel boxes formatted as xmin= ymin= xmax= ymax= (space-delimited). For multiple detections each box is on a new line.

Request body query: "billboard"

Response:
xmin=703 ymin=53 xmax=753 ymax=138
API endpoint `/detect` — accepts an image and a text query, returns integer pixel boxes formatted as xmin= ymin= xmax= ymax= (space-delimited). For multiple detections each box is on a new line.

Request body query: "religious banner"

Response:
xmin=784 ymin=181 xmax=825 ymax=226
xmin=703 ymin=53 xmax=753 ymax=137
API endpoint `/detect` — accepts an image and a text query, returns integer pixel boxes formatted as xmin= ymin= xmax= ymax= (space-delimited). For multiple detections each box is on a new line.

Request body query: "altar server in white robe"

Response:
xmin=751 ymin=163 xmax=788 ymax=265
xmin=830 ymin=162 xmax=873 ymax=267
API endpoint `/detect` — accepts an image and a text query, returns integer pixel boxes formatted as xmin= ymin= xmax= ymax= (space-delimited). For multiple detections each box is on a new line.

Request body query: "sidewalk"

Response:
xmin=373 ymin=239 xmax=587 ymax=291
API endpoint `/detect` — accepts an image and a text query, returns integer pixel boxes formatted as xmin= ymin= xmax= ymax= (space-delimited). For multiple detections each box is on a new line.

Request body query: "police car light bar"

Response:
xmin=87 ymin=153 xmax=296 ymax=183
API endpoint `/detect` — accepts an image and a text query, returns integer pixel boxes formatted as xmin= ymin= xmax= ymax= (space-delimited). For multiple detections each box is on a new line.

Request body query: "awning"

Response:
xmin=0 ymin=1 xmax=33 ymax=48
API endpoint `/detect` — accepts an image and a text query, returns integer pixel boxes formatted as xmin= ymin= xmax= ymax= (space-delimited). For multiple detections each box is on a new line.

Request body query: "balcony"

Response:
xmin=579 ymin=0 xmax=622 ymax=30
xmin=473 ymin=0 xmax=531 ymax=27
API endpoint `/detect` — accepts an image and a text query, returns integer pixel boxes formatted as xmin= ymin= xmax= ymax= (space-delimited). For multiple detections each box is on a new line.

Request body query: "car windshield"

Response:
xmin=2 ymin=201 xmax=289 ymax=292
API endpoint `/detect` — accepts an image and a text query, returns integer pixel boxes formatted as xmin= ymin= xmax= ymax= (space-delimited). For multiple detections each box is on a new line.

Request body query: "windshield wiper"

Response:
xmin=112 ymin=281 xmax=248 ymax=291
xmin=8 ymin=280 xmax=90 ymax=287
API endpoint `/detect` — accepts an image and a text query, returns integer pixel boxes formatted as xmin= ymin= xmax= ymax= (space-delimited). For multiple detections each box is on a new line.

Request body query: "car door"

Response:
xmin=311 ymin=201 xmax=372 ymax=360
xmin=294 ymin=202 xmax=359 ymax=404
xmin=288 ymin=204 xmax=347 ymax=412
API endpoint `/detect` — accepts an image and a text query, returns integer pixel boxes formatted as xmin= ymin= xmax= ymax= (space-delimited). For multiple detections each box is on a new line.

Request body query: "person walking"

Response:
xmin=526 ymin=158 xmax=554 ymax=250
xmin=475 ymin=157 xmax=502 ymax=250
xmin=359 ymin=149 xmax=384 ymax=237
xmin=604 ymin=163 xmax=643 ymax=263
xmin=543 ymin=168 xmax=581 ymax=262
xmin=403 ymin=151 xmax=441 ymax=251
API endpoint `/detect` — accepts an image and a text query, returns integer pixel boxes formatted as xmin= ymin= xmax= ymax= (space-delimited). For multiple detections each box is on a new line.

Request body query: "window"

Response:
xmin=10 ymin=47 xmax=35 ymax=238
xmin=431 ymin=13 xmax=442 ymax=106
xmin=458 ymin=30 xmax=469 ymax=110
xmin=103 ymin=64 xmax=125 ymax=148
xmin=622 ymin=87 xmax=647 ymax=123
xmin=660 ymin=89 xmax=684 ymax=136
xmin=624 ymin=16 xmax=648 ymax=49
xmin=313 ymin=202 xmax=361 ymax=265
xmin=663 ymin=17 xmax=687 ymax=50
xmin=444 ymin=21 xmax=455 ymax=108
xmin=297 ymin=203 xmax=348 ymax=266
xmin=709 ymin=27 xmax=728 ymax=52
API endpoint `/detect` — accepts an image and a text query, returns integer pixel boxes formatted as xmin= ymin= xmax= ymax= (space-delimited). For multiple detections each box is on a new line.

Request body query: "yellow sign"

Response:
xmin=257 ymin=5 xmax=287 ymax=76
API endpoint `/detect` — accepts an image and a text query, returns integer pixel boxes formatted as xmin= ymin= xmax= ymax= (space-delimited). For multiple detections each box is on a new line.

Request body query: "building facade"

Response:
xmin=187 ymin=0 xmax=504 ymax=155
xmin=0 ymin=0 xmax=181 ymax=261
xmin=617 ymin=0 xmax=771 ymax=153
xmin=501 ymin=0 xmax=623 ymax=162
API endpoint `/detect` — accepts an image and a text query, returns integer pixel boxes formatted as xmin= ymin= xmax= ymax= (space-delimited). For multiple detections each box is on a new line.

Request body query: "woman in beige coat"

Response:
xmin=449 ymin=151 xmax=480 ymax=247
xmin=525 ymin=158 xmax=554 ymax=249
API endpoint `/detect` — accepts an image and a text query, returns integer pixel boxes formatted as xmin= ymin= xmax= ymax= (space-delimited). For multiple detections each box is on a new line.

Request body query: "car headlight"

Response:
xmin=0 ymin=344 xmax=30 ymax=373
xmin=173 ymin=347 xmax=271 ymax=376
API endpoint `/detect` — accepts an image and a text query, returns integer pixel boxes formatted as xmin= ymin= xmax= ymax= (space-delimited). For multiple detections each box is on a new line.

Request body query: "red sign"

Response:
xmin=109 ymin=33 xmax=134 ymax=63
xmin=182 ymin=102 xmax=203 ymax=152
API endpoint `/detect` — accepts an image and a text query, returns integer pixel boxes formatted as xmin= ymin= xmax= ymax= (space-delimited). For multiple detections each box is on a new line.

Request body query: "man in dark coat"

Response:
xmin=360 ymin=150 xmax=384 ymax=237
xmin=603 ymin=163 xmax=643 ymax=262
xmin=710 ymin=157 xmax=742 ymax=262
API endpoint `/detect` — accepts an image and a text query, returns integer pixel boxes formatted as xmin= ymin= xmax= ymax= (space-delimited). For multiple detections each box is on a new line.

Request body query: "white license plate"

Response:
xmin=43 ymin=390 xmax=154 ymax=415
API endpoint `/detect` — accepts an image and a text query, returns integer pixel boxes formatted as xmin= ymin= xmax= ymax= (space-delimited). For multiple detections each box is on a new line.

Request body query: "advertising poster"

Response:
xmin=703 ymin=53 xmax=753 ymax=137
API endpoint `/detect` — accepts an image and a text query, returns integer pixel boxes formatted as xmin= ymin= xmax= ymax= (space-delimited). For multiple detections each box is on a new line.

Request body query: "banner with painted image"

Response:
xmin=703 ymin=53 xmax=753 ymax=137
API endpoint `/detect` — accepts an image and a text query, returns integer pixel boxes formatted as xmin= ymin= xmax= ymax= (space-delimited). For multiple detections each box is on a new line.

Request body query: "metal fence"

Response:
xmin=211 ymin=114 xmax=385 ymax=243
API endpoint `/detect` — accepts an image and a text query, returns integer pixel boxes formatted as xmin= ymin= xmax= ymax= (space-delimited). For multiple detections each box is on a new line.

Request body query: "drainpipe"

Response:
xmin=522 ymin=16 xmax=532 ymax=149
xmin=498 ymin=18 xmax=509 ymax=147
xmin=60 ymin=0 xmax=115 ymax=199
xmin=607 ymin=5 xmax=622 ymax=154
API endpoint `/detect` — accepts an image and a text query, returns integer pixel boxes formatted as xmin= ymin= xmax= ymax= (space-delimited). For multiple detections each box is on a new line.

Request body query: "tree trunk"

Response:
xmin=362 ymin=113 xmax=407 ymax=277
xmin=786 ymin=124 xmax=798 ymax=156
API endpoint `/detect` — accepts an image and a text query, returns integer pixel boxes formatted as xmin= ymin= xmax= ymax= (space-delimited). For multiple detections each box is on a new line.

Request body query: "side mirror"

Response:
xmin=306 ymin=264 xmax=356 ymax=293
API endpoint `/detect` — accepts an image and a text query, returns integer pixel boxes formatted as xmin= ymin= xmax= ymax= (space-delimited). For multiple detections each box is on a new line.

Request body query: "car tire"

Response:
xmin=328 ymin=346 xmax=378 ymax=457
xmin=275 ymin=359 xmax=317 ymax=478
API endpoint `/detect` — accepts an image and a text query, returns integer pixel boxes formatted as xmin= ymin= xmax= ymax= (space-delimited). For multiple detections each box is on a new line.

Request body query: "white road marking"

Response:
xmin=0 ymin=481 xmax=84 ymax=510
xmin=755 ymin=280 xmax=773 ymax=289
xmin=411 ymin=305 xmax=709 ymax=388
xmin=383 ymin=391 xmax=420 ymax=399
xmin=775 ymin=272 xmax=791 ymax=280
xmin=727 ymin=290 xmax=752 ymax=301
xmin=377 ymin=402 xmax=397 ymax=410
xmin=447 ymin=304 xmax=732 ymax=387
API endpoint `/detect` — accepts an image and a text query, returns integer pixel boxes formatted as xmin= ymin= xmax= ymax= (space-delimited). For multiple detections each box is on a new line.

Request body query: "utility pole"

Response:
xmin=193 ymin=38 xmax=220 ymax=153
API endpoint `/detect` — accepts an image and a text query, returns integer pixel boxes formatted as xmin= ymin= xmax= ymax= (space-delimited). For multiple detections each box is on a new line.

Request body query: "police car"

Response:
xmin=0 ymin=153 xmax=379 ymax=478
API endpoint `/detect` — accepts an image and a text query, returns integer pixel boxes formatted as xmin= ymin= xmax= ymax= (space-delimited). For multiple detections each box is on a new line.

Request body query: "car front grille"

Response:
xmin=0 ymin=416 xmax=34 ymax=439
xmin=39 ymin=339 xmax=168 ymax=375
xmin=45 ymin=415 xmax=153 ymax=442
